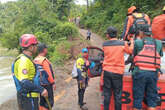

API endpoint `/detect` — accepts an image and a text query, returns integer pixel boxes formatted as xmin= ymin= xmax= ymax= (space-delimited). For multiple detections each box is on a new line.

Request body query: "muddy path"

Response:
xmin=79 ymin=29 xmax=104 ymax=48
xmin=53 ymin=29 xmax=104 ymax=110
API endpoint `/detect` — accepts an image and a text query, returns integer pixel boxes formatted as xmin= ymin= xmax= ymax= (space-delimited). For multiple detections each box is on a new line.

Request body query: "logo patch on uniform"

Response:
xmin=22 ymin=69 xmax=28 ymax=75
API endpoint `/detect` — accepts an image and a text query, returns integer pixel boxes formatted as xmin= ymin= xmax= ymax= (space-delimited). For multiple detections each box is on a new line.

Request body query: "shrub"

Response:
xmin=80 ymin=0 xmax=165 ymax=39
xmin=49 ymin=41 xmax=72 ymax=65
xmin=53 ymin=22 xmax=79 ymax=40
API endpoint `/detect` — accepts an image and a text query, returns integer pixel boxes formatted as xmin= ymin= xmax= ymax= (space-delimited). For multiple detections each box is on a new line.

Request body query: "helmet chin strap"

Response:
xmin=26 ymin=46 xmax=34 ymax=55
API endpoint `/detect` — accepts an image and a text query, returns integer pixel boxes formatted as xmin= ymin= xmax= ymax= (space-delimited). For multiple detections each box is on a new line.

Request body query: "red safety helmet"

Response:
xmin=128 ymin=6 xmax=137 ymax=14
xmin=19 ymin=34 xmax=38 ymax=48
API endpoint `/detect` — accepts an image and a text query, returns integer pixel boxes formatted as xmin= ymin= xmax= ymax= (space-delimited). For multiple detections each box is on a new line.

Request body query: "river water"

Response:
xmin=0 ymin=56 xmax=16 ymax=105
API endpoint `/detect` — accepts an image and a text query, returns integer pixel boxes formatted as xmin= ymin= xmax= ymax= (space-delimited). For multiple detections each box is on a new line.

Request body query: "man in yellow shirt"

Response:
xmin=76 ymin=48 xmax=89 ymax=110
xmin=12 ymin=34 xmax=48 ymax=110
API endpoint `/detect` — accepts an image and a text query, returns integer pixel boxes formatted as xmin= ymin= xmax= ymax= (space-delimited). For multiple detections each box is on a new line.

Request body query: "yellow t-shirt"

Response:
xmin=14 ymin=54 xmax=36 ymax=81
xmin=76 ymin=57 xmax=85 ymax=71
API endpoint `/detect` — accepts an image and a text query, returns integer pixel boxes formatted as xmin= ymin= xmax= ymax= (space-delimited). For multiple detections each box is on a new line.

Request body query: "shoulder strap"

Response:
xmin=154 ymin=39 xmax=157 ymax=67
xmin=142 ymin=39 xmax=145 ymax=48
xmin=132 ymin=13 xmax=137 ymax=19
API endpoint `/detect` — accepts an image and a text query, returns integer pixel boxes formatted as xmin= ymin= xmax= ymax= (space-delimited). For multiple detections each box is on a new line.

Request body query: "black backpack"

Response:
xmin=129 ymin=13 xmax=148 ymax=36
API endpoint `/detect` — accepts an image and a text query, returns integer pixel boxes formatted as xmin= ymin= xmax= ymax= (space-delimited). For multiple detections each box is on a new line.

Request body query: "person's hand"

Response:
xmin=100 ymin=60 xmax=103 ymax=63
xmin=53 ymin=84 xmax=56 ymax=91
xmin=41 ymin=89 xmax=48 ymax=97
xmin=86 ymin=60 xmax=90 ymax=66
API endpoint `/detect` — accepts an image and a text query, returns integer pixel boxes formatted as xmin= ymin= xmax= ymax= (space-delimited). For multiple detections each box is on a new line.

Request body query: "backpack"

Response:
xmin=71 ymin=62 xmax=78 ymax=79
xmin=129 ymin=13 xmax=148 ymax=35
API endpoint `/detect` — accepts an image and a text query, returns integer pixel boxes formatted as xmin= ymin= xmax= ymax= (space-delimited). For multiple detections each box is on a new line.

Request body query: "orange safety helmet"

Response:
xmin=128 ymin=6 xmax=137 ymax=14
xmin=19 ymin=34 xmax=38 ymax=48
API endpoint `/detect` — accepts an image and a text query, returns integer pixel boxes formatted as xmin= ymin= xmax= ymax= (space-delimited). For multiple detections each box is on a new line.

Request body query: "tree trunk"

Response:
xmin=87 ymin=0 xmax=89 ymax=10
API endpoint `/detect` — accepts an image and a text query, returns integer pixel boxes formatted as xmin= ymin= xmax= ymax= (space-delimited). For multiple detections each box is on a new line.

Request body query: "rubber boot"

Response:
xmin=80 ymin=105 xmax=88 ymax=110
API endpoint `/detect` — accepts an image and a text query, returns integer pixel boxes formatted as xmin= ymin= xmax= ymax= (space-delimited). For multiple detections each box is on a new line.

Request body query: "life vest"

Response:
xmin=11 ymin=54 xmax=41 ymax=96
xmin=33 ymin=56 xmax=54 ymax=85
xmin=134 ymin=39 xmax=161 ymax=71
xmin=129 ymin=13 xmax=148 ymax=35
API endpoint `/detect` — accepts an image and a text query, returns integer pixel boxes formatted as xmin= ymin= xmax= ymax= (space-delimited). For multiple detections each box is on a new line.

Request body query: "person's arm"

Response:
xmin=21 ymin=80 xmax=44 ymax=93
xmin=145 ymin=14 xmax=151 ymax=25
xmin=124 ymin=39 xmax=134 ymax=54
xmin=121 ymin=17 xmax=129 ymax=39
xmin=133 ymin=41 xmax=137 ymax=56
xmin=42 ymin=60 xmax=55 ymax=84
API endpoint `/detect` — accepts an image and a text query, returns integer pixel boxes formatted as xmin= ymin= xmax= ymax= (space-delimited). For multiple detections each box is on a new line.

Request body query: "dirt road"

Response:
xmin=53 ymin=29 xmax=104 ymax=110
xmin=79 ymin=29 xmax=104 ymax=48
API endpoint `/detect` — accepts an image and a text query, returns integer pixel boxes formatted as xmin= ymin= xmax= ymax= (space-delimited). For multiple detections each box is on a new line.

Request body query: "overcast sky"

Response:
xmin=0 ymin=0 xmax=17 ymax=3
xmin=75 ymin=0 xmax=87 ymax=5
xmin=0 ymin=0 xmax=88 ymax=5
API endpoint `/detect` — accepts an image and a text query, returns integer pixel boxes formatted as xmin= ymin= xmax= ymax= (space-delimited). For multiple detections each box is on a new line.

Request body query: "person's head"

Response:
xmin=139 ymin=24 xmax=152 ymax=38
xmin=105 ymin=26 xmax=117 ymax=39
xmin=19 ymin=34 xmax=38 ymax=55
xmin=37 ymin=43 xmax=48 ymax=56
xmin=163 ymin=6 xmax=165 ymax=14
xmin=81 ymin=48 xmax=88 ymax=58
xmin=127 ymin=6 xmax=138 ymax=16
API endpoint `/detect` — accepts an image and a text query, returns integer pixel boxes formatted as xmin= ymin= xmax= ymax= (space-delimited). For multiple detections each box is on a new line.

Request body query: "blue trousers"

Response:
xmin=133 ymin=71 xmax=158 ymax=109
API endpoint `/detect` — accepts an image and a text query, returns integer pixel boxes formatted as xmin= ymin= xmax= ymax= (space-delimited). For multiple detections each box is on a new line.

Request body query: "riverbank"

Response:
xmin=0 ymin=45 xmax=18 ymax=106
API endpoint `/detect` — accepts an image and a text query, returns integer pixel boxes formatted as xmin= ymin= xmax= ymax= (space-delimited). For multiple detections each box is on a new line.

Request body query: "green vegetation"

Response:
xmin=0 ymin=0 xmax=79 ymax=64
xmin=80 ymin=0 xmax=165 ymax=37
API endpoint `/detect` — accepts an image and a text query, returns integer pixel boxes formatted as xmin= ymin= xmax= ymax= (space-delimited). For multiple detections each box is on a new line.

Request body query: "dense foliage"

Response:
xmin=0 ymin=0 xmax=79 ymax=64
xmin=80 ymin=0 xmax=165 ymax=38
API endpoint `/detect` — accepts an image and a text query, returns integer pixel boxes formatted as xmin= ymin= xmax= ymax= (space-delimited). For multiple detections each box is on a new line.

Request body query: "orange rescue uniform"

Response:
xmin=34 ymin=56 xmax=55 ymax=84
xmin=102 ymin=38 xmax=133 ymax=74
xmin=121 ymin=13 xmax=151 ymax=40
xmin=152 ymin=14 xmax=165 ymax=40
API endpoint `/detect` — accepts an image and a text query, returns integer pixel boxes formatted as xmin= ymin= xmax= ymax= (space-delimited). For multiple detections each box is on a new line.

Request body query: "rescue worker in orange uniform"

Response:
xmin=133 ymin=24 xmax=163 ymax=110
xmin=34 ymin=43 xmax=56 ymax=110
xmin=152 ymin=6 xmax=165 ymax=40
xmin=121 ymin=6 xmax=151 ymax=41
xmin=102 ymin=26 xmax=133 ymax=110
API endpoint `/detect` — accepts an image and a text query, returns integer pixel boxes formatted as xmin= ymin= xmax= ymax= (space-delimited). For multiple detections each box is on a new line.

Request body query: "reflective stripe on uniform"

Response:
xmin=27 ymin=92 xmax=40 ymax=98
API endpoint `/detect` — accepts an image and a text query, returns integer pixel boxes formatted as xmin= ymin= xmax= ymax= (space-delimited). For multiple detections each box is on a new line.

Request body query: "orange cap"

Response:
xmin=128 ymin=6 xmax=137 ymax=14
